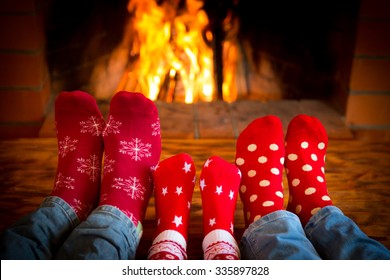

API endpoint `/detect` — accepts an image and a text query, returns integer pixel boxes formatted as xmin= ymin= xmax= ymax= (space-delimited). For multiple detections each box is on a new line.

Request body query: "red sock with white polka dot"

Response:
xmin=99 ymin=91 xmax=161 ymax=229
xmin=285 ymin=114 xmax=333 ymax=226
xmin=200 ymin=156 xmax=241 ymax=260
xmin=235 ymin=115 xmax=285 ymax=228
xmin=51 ymin=91 xmax=105 ymax=221
xmin=148 ymin=153 xmax=196 ymax=260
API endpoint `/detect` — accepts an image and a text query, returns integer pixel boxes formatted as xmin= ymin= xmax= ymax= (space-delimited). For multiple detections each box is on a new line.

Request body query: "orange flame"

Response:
xmin=124 ymin=0 xmax=237 ymax=103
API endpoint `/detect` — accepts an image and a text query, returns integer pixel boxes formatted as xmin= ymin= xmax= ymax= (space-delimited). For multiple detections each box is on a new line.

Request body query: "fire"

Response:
xmin=123 ymin=0 xmax=238 ymax=103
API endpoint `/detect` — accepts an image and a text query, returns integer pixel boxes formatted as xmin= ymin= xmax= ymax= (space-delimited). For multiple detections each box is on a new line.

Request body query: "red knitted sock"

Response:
xmin=100 ymin=91 xmax=161 ymax=228
xmin=235 ymin=115 xmax=285 ymax=228
xmin=285 ymin=114 xmax=333 ymax=226
xmin=200 ymin=156 xmax=241 ymax=260
xmin=148 ymin=153 xmax=196 ymax=260
xmin=51 ymin=91 xmax=104 ymax=221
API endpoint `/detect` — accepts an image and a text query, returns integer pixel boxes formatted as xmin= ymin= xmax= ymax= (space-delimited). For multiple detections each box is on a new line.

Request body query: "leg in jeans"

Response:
xmin=305 ymin=206 xmax=390 ymax=259
xmin=0 ymin=197 xmax=78 ymax=259
xmin=285 ymin=115 xmax=389 ymax=259
xmin=55 ymin=205 xmax=142 ymax=259
xmin=240 ymin=210 xmax=321 ymax=259
xmin=0 ymin=196 xmax=141 ymax=260
xmin=1 ymin=91 xmax=104 ymax=259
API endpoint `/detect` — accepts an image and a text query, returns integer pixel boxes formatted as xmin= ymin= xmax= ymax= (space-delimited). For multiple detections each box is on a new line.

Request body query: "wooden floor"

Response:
xmin=0 ymin=137 xmax=389 ymax=259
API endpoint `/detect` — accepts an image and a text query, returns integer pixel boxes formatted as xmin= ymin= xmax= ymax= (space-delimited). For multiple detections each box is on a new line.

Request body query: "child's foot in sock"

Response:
xmin=235 ymin=115 xmax=285 ymax=228
xmin=100 ymin=91 xmax=161 ymax=229
xmin=148 ymin=153 xmax=196 ymax=260
xmin=51 ymin=91 xmax=105 ymax=221
xmin=200 ymin=156 xmax=241 ymax=260
xmin=285 ymin=114 xmax=333 ymax=225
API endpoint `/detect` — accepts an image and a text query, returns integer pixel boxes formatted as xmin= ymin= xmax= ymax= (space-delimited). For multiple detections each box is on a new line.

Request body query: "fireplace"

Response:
xmin=1 ymin=0 xmax=389 ymax=139
xmin=46 ymin=0 xmax=360 ymax=107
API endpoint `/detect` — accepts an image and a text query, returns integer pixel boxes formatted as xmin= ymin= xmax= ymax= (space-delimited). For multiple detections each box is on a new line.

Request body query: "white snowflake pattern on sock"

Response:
xmin=151 ymin=119 xmax=161 ymax=136
xmin=58 ymin=136 xmax=78 ymax=158
xmin=111 ymin=176 xmax=146 ymax=200
xmin=54 ymin=173 xmax=76 ymax=191
xmin=103 ymin=156 xmax=115 ymax=174
xmin=103 ymin=115 xmax=122 ymax=136
xmin=119 ymin=138 xmax=152 ymax=161
xmin=80 ymin=115 xmax=105 ymax=136
xmin=77 ymin=154 xmax=101 ymax=182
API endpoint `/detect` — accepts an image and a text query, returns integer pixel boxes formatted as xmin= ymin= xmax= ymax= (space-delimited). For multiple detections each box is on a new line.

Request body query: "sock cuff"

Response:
xmin=148 ymin=230 xmax=187 ymax=260
xmin=152 ymin=229 xmax=187 ymax=250
xmin=202 ymin=229 xmax=240 ymax=259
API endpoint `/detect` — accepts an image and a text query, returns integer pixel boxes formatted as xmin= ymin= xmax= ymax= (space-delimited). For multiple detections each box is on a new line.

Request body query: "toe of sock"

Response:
xmin=110 ymin=91 xmax=158 ymax=116
xmin=248 ymin=115 xmax=282 ymax=133
xmin=238 ymin=115 xmax=283 ymax=141
xmin=202 ymin=156 xmax=241 ymax=187
xmin=55 ymin=91 xmax=100 ymax=114
xmin=286 ymin=114 xmax=328 ymax=145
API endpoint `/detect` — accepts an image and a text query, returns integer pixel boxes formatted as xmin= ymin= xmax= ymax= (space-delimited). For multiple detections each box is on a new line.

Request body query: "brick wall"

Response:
xmin=0 ymin=0 xmax=51 ymax=139
xmin=346 ymin=0 xmax=390 ymax=129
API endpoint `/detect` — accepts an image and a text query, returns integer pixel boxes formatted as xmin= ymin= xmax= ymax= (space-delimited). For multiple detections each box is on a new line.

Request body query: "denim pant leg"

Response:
xmin=240 ymin=210 xmax=321 ymax=259
xmin=305 ymin=206 xmax=390 ymax=260
xmin=55 ymin=205 xmax=142 ymax=260
xmin=0 ymin=196 xmax=78 ymax=260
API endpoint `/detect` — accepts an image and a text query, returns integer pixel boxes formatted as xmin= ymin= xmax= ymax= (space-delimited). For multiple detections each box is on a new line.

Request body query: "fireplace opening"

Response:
xmin=45 ymin=0 xmax=360 ymax=110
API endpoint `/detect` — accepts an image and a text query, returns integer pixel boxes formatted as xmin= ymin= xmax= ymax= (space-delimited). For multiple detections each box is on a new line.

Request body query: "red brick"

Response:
xmin=0 ymin=79 xmax=51 ymax=123
xmin=0 ymin=14 xmax=45 ymax=51
xmin=0 ymin=50 xmax=46 ymax=87
xmin=346 ymin=94 xmax=390 ymax=126
xmin=355 ymin=21 xmax=390 ymax=56
xmin=350 ymin=58 xmax=390 ymax=91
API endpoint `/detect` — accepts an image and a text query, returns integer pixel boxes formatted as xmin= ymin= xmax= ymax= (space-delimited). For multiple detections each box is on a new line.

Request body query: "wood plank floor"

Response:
xmin=0 ymin=138 xmax=389 ymax=259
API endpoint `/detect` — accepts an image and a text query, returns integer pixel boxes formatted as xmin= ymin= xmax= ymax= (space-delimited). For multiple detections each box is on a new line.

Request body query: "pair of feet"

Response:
xmin=149 ymin=153 xmax=241 ymax=260
xmin=236 ymin=115 xmax=332 ymax=228
xmin=51 ymin=90 xmax=161 ymax=227
xmin=149 ymin=114 xmax=333 ymax=260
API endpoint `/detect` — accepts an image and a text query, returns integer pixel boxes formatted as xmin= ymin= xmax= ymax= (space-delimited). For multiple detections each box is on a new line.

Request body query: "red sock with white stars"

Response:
xmin=99 ymin=91 xmax=161 ymax=230
xmin=200 ymin=156 xmax=241 ymax=260
xmin=235 ymin=115 xmax=285 ymax=228
xmin=148 ymin=153 xmax=196 ymax=260
xmin=285 ymin=114 xmax=333 ymax=226
xmin=51 ymin=91 xmax=105 ymax=221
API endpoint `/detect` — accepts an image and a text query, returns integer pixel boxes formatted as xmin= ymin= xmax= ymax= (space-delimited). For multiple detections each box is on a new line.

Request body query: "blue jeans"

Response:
xmin=0 ymin=196 xmax=141 ymax=260
xmin=240 ymin=206 xmax=390 ymax=259
xmin=1 ymin=199 xmax=389 ymax=260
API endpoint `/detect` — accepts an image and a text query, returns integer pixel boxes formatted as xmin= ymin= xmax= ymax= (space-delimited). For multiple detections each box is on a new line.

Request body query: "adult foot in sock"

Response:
xmin=51 ymin=91 xmax=105 ymax=221
xmin=235 ymin=115 xmax=285 ymax=228
xmin=100 ymin=91 xmax=161 ymax=228
xmin=285 ymin=114 xmax=333 ymax=226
